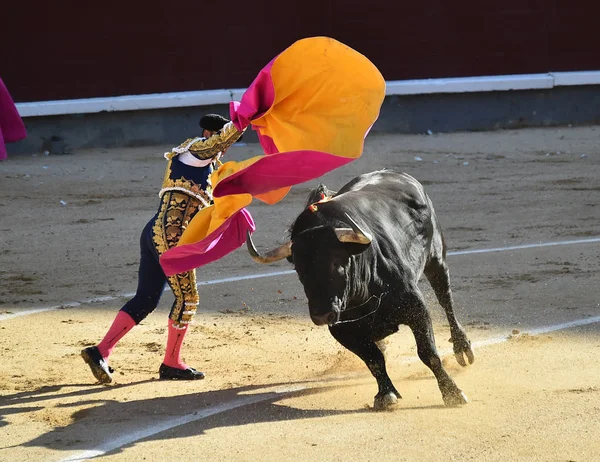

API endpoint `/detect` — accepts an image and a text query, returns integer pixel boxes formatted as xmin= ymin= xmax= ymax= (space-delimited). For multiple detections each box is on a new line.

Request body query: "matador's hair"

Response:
xmin=199 ymin=113 xmax=230 ymax=132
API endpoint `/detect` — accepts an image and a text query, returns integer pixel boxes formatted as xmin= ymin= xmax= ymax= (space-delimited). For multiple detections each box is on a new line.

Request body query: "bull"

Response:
xmin=246 ymin=170 xmax=474 ymax=410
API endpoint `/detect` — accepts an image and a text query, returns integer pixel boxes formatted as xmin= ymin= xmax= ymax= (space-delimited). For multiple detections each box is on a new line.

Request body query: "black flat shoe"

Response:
xmin=159 ymin=363 xmax=205 ymax=380
xmin=81 ymin=346 xmax=114 ymax=384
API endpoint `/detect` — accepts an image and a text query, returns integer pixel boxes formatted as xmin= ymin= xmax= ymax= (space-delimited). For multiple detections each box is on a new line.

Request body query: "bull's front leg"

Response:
xmin=424 ymin=258 xmax=475 ymax=366
xmin=329 ymin=326 xmax=401 ymax=411
xmin=405 ymin=290 xmax=469 ymax=407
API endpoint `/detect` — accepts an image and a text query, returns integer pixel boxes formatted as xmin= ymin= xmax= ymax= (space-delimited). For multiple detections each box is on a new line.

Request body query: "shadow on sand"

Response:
xmin=1 ymin=376 xmax=431 ymax=458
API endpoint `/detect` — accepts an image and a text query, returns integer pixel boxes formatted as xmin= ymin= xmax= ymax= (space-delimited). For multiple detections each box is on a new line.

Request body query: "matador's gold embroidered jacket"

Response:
xmin=160 ymin=122 xmax=244 ymax=207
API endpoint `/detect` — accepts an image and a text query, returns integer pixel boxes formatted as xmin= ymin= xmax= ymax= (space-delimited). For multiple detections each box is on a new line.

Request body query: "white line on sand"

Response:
xmin=58 ymin=314 xmax=600 ymax=461
xmin=1 ymin=237 xmax=599 ymax=322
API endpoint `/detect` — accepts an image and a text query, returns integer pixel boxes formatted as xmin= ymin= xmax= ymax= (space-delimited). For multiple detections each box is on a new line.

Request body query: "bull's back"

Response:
xmin=337 ymin=170 xmax=431 ymax=221
xmin=336 ymin=170 xmax=437 ymax=272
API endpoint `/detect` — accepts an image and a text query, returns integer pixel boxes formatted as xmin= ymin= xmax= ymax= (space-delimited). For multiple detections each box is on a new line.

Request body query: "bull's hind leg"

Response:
xmin=405 ymin=290 xmax=468 ymax=407
xmin=424 ymin=257 xmax=474 ymax=366
xmin=329 ymin=327 xmax=401 ymax=411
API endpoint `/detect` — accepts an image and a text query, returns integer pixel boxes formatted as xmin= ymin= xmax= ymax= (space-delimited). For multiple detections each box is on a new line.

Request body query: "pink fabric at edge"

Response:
xmin=214 ymin=149 xmax=355 ymax=198
xmin=229 ymin=58 xmax=276 ymax=132
xmin=160 ymin=208 xmax=256 ymax=277
xmin=0 ymin=78 xmax=27 ymax=160
xmin=0 ymin=131 xmax=6 ymax=161
xmin=255 ymin=132 xmax=279 ymax=155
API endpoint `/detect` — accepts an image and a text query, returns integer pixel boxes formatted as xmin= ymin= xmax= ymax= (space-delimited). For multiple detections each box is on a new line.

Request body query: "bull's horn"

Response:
xmin=335 ymin=213 xmax=373 ymax=245
xmin=246 ymin=231 xmax=292 ymax=263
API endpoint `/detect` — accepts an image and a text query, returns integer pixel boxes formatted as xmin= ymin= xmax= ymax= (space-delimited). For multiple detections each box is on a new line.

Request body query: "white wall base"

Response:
xmin=16 ymin=71 xmax=600 ymax=118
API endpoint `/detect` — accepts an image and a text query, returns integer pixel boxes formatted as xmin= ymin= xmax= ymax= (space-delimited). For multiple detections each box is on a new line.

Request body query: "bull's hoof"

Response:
xmin=442 ymin=390 xmax=469 ymax=407
xmin=373 ymin=392 xmax=399 ymax=411
xmin=451 ymin=335 xmax=475 ymax=367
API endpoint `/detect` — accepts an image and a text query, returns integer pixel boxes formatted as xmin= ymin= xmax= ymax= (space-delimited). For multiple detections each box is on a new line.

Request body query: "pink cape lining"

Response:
xmin=229 ymin=59 xmax=285 ymax=157
xmin=0 ymin=78 xmax=27 ymax=160
xmin=229 ymin=58 xmax=276 ymax=137
xmin=160 ymin=208 xmax=256 ymax=276
xmin=214 ymin=149 xmax=355 ymax=198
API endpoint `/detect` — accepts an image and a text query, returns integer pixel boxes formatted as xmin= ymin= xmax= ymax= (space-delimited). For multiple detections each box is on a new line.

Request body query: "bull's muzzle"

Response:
xmin=311 ymin=311 xmax=339 ymax=326
xmin=309 ymin=297 xmax=342 ymax=326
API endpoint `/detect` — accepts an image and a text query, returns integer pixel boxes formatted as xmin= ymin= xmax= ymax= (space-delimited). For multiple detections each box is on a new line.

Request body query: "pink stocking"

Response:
xmin=163 ymin=319 xmax=189 ymax=369
xmin=96 ymin=311 xmax=136 ymax=359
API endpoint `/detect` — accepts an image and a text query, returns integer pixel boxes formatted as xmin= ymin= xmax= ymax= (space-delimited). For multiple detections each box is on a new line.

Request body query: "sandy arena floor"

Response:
xmin=1 ymin=126 xmax=599 ymax=461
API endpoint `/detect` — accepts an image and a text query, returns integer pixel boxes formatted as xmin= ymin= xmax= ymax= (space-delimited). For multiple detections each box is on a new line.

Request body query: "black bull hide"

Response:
xmin=247 ymin=170 xmax=474 ymax=410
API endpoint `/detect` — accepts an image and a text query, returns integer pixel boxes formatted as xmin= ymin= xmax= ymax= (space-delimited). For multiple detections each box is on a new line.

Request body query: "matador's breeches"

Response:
xmin=152 ymin=191 xmax=203 ymax=329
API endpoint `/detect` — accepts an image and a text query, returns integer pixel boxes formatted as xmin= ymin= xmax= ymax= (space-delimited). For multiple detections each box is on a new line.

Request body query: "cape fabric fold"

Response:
xmin=0 ymin=78 xmax=27 ymax=161
xmin=160 ymin=36 xmax=385 ymax=276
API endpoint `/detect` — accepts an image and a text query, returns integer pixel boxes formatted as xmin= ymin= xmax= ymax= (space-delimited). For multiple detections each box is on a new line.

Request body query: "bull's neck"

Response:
xmin=347 ymin=254 xmax=376 ymax=305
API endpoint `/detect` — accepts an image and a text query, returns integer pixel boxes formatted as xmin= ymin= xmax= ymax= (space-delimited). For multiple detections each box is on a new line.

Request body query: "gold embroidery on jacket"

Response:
xmin=164 ymin=122 xmax=245 ymax=161
xmin=188 ymin=122 xmax=242 ymax=160
xmin=159 ymin=159 xmax=213 ymax=206
xmin=172 ymin=137 xmax=198 ymax=154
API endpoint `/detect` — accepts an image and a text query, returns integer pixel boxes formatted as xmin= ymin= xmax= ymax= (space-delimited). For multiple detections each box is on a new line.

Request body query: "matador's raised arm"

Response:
xmin=184 ymin=122 xmax=245 ymax=160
